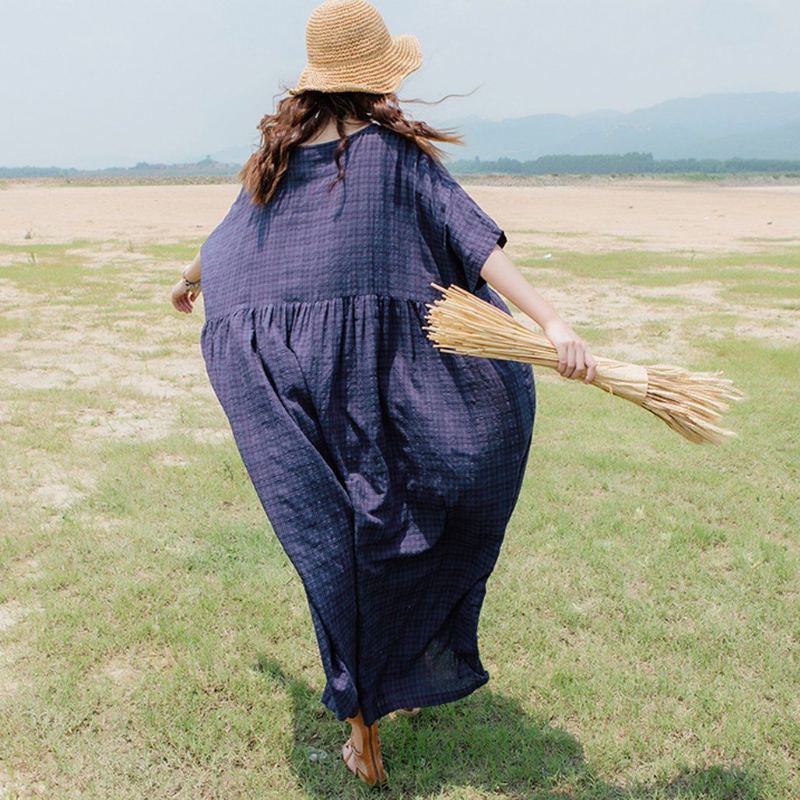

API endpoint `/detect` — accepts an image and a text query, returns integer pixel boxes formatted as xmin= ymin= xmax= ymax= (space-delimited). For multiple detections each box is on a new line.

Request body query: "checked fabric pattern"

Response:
xmin=199 ymin=122 xmax=536 ymax=726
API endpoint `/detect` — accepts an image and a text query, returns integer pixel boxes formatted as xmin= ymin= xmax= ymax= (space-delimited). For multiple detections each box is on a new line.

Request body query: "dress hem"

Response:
xmin=321 ymin=669 xmax=491 ymax=726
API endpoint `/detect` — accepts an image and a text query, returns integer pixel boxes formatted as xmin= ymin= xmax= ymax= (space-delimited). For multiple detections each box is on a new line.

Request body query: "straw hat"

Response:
xmin=288 ymin=0 xmax=423 ymax=96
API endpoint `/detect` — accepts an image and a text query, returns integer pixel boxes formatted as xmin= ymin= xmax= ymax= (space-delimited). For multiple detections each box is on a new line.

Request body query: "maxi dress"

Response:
xmin=199 ymin=122 xmax=536 ymax=727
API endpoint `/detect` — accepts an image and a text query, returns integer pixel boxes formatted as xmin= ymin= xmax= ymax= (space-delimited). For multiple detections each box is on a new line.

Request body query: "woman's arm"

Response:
xmin=170 ymin=249 xmax=202 ymax=314
xmin=479 ymin=245 xmax=597 ymax=383
xmin=183 ymin=249 xmax=202 ymax=283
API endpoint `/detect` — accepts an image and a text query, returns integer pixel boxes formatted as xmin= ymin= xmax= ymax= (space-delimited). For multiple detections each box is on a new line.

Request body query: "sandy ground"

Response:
xmin=1 ymin=178 xmax=799 ymax=252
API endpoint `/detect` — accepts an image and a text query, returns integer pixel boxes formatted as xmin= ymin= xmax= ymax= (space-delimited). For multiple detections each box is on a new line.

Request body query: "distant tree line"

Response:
xmin=448 ymin=152 xmax=800 ymax=176
xmin=4 ymin=151 xmax=800 ymax=179
xmin=0 ymin=157 xmax=238 ymax=179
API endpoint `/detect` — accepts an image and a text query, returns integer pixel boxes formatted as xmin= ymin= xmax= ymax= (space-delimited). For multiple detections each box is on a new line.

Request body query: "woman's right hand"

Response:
xmin=170 ymin=278 xmax=200 ymax=314
xmin=477 ymin=247 xmax=598 ymax=383
xmin=542 ymin=318 xmax=597 ymax=383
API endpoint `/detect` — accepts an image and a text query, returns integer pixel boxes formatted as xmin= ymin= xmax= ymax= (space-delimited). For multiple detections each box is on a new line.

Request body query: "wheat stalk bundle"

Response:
xmin=423 ymin=283 xmax=745 ymax=445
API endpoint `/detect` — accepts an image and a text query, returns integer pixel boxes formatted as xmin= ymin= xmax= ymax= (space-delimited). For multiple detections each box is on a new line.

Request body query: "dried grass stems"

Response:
xmin=423 ymin=283 xmax=746 ymax=445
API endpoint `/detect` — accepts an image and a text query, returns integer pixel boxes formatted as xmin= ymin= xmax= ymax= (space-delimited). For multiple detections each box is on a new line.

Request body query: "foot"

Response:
xmin=394 ymin=706 xmax=421 ymax=717
xmin=342 ymin=710 xmax=387 ymax=786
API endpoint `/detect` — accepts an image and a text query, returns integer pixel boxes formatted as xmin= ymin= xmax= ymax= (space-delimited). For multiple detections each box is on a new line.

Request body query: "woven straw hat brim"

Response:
xmin=288 ymin=33 xmax=422 ymax=95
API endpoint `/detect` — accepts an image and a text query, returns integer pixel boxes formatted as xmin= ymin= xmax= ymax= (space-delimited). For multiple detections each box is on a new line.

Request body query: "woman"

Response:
xmin=170 ymin=0 xmax=596 ymax=787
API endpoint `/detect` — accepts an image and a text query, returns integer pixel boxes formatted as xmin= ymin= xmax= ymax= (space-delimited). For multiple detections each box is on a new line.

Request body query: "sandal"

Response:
xmin=341 ymin=716 xmax=387 ymax=786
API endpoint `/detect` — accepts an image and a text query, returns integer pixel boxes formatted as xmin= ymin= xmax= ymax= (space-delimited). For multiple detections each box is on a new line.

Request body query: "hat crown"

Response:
xmin=305 ymin=0 xmax=392 ymax=67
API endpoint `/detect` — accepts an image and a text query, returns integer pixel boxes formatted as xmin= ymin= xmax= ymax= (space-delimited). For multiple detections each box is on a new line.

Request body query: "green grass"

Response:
xmin=0 ymin=239 xmax=797 ymax=798
xmin=518 ymin=247 xmax=800 ymax=288
xmin=658 ymin=172 xmax=800 ymax=182
xmin=0 ymin=239 xmax=96 ymax=255
xmin=513 ymin=229 xmax=589 ymax=239
xmin=137 ymin=240 xmax=205 ymax=260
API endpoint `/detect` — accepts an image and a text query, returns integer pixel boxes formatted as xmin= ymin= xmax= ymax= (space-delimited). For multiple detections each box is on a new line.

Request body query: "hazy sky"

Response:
xmin=2 ymin=0 xmax=797 ymax=168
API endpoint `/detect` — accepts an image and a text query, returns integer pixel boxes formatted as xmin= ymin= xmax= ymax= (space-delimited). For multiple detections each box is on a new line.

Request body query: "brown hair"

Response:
xmin=238 ymin=90 xmax=463 ymax=206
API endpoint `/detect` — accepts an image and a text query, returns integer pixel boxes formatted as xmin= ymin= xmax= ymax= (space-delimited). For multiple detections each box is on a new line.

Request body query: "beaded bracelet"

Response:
xmin=181 ymin=268 xmax=201 ymax=293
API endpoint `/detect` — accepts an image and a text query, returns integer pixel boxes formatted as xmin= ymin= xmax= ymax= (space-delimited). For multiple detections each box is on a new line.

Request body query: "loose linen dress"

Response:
xmin=199 ymin=122 xmax=536 ymax=727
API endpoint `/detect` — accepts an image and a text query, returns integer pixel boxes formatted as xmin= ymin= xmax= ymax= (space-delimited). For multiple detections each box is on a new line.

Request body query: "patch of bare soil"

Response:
xmin=0 ymin=182 xmax=240 ymax=245
xmin=2 ymin=179 xmax=799 ymax=253
xmin=0 ymin=600 xmax=43 ymax=705
xmin=90 ymin=644 xmax=177 ymax=694
xmin=0 ymin=600 xmax=29 ymax=633
xmin=75 ymin=400 xmax=179 ymax=443
xmin=0 ymin=766 xmax=47 ymax=799
xmin=458 ymin=174 xmax=800 ymax=188
xmin=473 ymin=181 xmax=800 ymax=254
xmin=0 ymin=255 xmax=220 ymax=445
xmin=503 ymin=264 xmax=799 ymax=368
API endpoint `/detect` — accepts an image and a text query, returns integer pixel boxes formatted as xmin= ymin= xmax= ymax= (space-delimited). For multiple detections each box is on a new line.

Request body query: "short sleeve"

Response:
xmin=200 ymin=184 xmax=248 ymax=261
xmin=416 ymin=152 xmax=507 ymax=292
xmin=444 ymin=179 xmax=508 ymax=291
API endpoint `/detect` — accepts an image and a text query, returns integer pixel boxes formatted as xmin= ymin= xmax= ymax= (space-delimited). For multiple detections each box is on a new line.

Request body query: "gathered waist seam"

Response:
xmin=202 ymin=292 xmax=435 ymax=325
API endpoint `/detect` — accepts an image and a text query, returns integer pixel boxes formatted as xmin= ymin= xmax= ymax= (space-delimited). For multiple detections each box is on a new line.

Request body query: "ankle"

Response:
xmin=346 ymin=709 xmax=379 ymax=742
xmin=345 ymin=708 xmax=365 ymax=725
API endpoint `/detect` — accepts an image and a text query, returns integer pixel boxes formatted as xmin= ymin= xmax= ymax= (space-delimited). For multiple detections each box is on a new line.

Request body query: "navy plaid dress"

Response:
xmin=199 ymin=122 xmax=536 ymax=726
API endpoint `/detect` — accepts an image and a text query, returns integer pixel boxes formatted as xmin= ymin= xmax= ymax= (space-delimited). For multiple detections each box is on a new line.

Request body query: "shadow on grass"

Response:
xmin=254 ymin=657 xmax=765 ymax=799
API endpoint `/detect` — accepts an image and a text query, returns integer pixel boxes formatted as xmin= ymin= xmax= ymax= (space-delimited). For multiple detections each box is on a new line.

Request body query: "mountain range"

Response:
xmin=202 ymin=91 xmax=800 ymax=165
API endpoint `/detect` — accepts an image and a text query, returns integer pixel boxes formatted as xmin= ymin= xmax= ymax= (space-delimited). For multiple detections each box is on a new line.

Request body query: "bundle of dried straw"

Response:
xmin=423 ymin=283 xmax=745 ymax=445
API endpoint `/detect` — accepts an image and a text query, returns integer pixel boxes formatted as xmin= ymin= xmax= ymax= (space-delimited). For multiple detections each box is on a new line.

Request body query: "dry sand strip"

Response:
xmin=1 ymin=179 xmax=799 ymax=253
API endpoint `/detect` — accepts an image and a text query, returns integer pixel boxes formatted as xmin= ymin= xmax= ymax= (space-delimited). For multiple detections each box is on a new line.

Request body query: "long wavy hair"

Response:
xmin=238 ymin=90 xmax=464 ymax=206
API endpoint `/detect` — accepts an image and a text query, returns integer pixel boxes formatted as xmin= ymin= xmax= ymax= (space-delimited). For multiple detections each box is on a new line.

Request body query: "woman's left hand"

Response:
xmin=171 ymin=279 xmax=200 ymax=314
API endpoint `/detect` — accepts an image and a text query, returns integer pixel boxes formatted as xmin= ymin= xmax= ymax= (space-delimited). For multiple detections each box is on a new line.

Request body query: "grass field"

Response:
xmin=0 ymin=235 xmax=798 ymax=798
